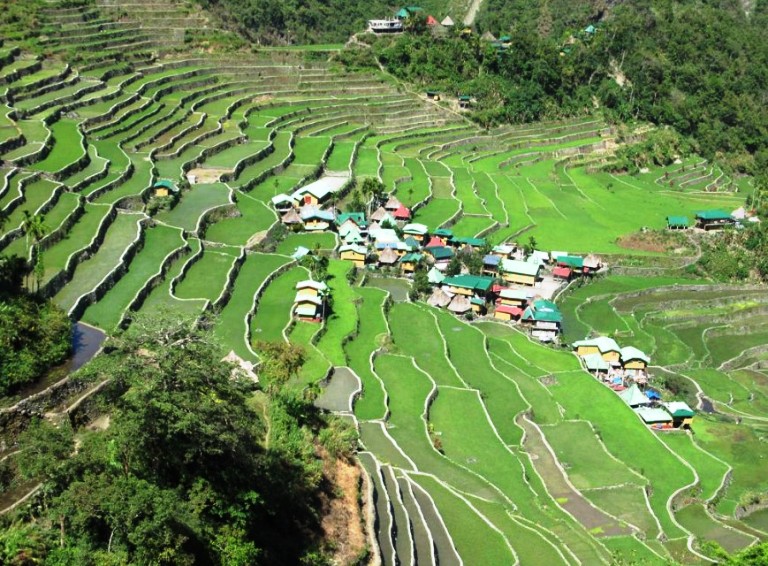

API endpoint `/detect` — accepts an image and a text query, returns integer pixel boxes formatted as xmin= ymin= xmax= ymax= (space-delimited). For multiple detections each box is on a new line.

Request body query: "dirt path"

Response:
xmin=464 ymin=0 xmax=484 ymax=25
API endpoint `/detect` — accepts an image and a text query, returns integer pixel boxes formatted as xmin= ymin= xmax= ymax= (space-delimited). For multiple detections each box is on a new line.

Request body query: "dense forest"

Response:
xmin=0 ymin=314 xmax=360 ymax=564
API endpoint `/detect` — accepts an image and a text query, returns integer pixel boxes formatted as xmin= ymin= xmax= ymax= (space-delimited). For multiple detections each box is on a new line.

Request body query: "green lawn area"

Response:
xmin=409 ymin=475 xmax=516 ymax=565
xmin=412 ymin=197 xmax=460 ymax=228
xmin=81 ymin=225 xmax=185 ymax=330
xmin=214 ymin=252 xmax=291 ymax=361
xmin=204 ymin=192 xmax=276 ymax=246
xmin=432 ymin=308 xmax=527 ymax=444
xmin=275 ymin=232 xmax=336 ymax=255
xmin=288 ymin=320 xmax=330 ymax=384
xmin=346 ymin=287 xmax=388 ymax=421
xmin=54 ymin=212 xmax=144 ymax=312
xmin=326 ymin=140 xmax=355 ymax=172
xmin=173 ymin=246 xmax=240 ymax=302
xmin=541 ymin=421 xmax=643 ymax=490
xmin=657 ymin=433 xmax=728 ymax=501
xmin=3 ymin=178 xmax=59 ymax=231
xmin=450 ymin=214 xmax=495 ymax=238
xmin=314 ymin=260 xmax=357 ymax=366
xmin=291 ymin=135 xmax=330 ymax=166
xmin=202 ymin=140 xmax=270 ymax=169
xmin=250 ymin=265 xmax=307 ymax=342
xmin=155 ymin=183 xmax=231 ymax=232
xmin=31 ymin=119 xmax=85 ymax=174
xmin=354 ymin=146 xmax=379 ymax=177
xmin=388 ymin=303 xmax=464 ymax=388
xmin=93 ymin=155 xmax=153 ymax=204
xmin=38 ymin=203 xmax=111 ymax=285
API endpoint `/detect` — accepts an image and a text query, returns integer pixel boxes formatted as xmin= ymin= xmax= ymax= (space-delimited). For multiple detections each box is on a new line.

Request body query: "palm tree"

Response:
xmin=21 ymin=211 xmax=48 ymax=292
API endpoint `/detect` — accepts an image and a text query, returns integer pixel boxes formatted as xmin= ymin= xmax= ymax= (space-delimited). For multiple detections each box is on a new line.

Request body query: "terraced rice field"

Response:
xmin=1 ymin=1 xmax=765 ymax=564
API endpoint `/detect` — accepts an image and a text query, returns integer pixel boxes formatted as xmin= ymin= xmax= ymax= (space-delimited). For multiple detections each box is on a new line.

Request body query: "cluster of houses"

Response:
xmin=666 ymin=207 xmax=760 ymax=231
xmin=367 ymin=6 xmax=455 ymax=34
xmin=573 ymin=336 xmax=695 ymax=429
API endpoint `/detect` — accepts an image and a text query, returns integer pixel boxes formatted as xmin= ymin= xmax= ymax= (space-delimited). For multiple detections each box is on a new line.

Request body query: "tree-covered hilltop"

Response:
xmin=337 ymin=0 xmax=768 ymax=173
xmin=0 ymin=314 xmax=361 ymax=565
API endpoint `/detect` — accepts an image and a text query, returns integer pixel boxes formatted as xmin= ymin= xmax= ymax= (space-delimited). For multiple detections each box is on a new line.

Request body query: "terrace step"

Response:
xmin=358 ymin=452 xmax=395 ymax=566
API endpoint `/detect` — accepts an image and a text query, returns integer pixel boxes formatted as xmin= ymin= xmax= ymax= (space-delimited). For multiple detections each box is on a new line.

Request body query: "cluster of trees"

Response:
xmin=195 ymin=0 xmax=392 ymax=44
xmin=0 ymin=314 xmax=358 ymax=564
xmin=0 ymin=211 xmax=71 ymax=396
xmin=695 ymin=221 xmax=768 ymax=282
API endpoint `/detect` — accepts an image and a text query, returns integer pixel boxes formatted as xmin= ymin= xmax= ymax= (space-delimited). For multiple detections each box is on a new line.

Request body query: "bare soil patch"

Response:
xmin=188 ymin=168 xmax=232 ymax=183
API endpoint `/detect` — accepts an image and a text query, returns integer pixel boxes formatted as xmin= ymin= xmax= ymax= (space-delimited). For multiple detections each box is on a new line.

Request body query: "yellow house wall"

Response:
xmin=503 ymin=273 xmax=536 ymax=286
xmin=401 ymin=262 xmax=416 ymax=273
xmin=154 ymin=188 xmax=169 ymax=197
xmin=623 ymin=360 xmax=647 ymax=370
xmin=302 ymin=195 xmax=319 ymax=206
xmin=576 ymin=345 xmax=600 ymax=356
xmin=499 ymin=297 xmax=525 ymax=307
xmin=471 ymin=303 xmax=484 ymax=313
xmin=602 ymin=351 xmax=621 ymax=363
xmin=340 ymin=251 xmax=365 ymax=267
xmin=494 ymin=311 xmax=512 ymax=321
xmin=446 ymin=286 xmax=472 ymax=296
xmin=304 ymin=220 xmax=326 ymax=229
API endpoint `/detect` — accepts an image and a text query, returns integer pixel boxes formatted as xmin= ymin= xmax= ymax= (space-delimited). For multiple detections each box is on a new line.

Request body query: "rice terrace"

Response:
xmin=1 ymin=0 xmax=768 ymax=564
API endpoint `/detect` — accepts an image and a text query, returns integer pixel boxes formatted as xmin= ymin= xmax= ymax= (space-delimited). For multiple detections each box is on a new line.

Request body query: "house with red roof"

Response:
xmin=394 ymin=204 xmax=411 ymax=220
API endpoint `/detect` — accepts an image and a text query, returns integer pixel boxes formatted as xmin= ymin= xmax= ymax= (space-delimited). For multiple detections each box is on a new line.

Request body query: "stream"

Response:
xmin=1 ymin=322 xmax=106 ymax=409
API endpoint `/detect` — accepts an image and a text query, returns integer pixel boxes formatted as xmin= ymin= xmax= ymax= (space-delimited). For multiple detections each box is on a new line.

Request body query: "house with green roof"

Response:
xmin=152 ymin=179 xmax=178 ymax=198
xmin=442 ymin=274 xmax=495 ymax=298
xmin=336 ymin=212 xmax=367 ymax=231
xmin=424 ymin=246 xmax=454 ymax=263
xmin=427 ymin=266 xmax=445 ymax=285
xmin=663 ymin=401 xmax=695 ymax=428
xmin=522 ymin=299 xmax=563 ymax=341
xmin=452 ymin=236 xmax=486 ymax=249
xmin=695 ymin=209 xmax=734 ymax=230
xmin=666 ymin=215 xmax=689 ymax=230
xmin=399 ymin=252 xmax=422 ymax=274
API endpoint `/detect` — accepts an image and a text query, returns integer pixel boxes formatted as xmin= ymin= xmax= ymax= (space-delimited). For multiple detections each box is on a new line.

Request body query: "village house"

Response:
xmin=300 ymin=206 xmax=335 ymax=231
xmin=291 ymin=176 xmax=348 ymax=206
xmin=428 ymin=286 xmax=452 ymax=307
xmin=339 ymin=244 xmax=367 ymax=267
xmin=448 ymin=294 xmax=472 ymax=315
xmin=441 ymin=274 xmax=494 ymax=299
xmin=427 ymin=266 xmax=445 ymax=285
xmin=497 ymin=288 xmax=530 ymax=308
xmin=152 ymin=179 xmax=178 ymax=198
xmin=572 ymin=336 xmax=621 ymax=363
xmin=620 ymin=346 xmax=650 ymax=371
xmin=501 ymin=259 xmax=541 ymax=286
xmin=335 ymin=212 xmax=367 ymax=234
xmin=340 ymin=226 xmax=365 ymax=245
xmin=271 ymin=193 xmax=295 ymax=212
xmin=553 ymin=265 xmax=572 ymax=281
xmin=492 ymin=243 xmax=515 ymax=258
xmin=583 ymin=254 xmax=602 ymax=273
xmin=695 ymin=209 xmax=735 ymax=230
xmin=493 ymin=304 xmax=523 ymax=321
xmin=522 ymin=299 xmax=563 ymax=341
xmin=433 ymin=228 xmax=453 ymax=245
xmin=378 ymin=246 xmax=400 ymax=267
xmin=368 ymin=18 xmax=404 ymax=33
xmin=403 ymin=222 xmax=429 ymax=242
xmin=482 ymin=254 xmax=501 ymax=275
xmin=582 ymin=353 xmax=609 ymax=375
xmin=471 ymin=297 xmax=486 ymax=315
xmin=294 ymin=280 xmax=328 ymax=321
xmin=370 ymin=206 xmax=389 ymax=223
xmin=424 ymin=245 xmax=454 ymax=268
xmin=399 ymin=252 xmax=422 ymax=274
xmin=635 ymin=407 xmax=673 ymax=427
xmin=663 ymin=402 xmax=695 ymax=428
xmin=619 ymin=384 xmax=651 ymax=408
xmin=281 ymin=208 xmax=303 ymax=227
xmin=452 ymin=236 xmax=486 ymax=252
xmin=666 ymin=215 xmax=690 ymax=230
xmin=555 ymin=255 xmax=586 ymax=275
xmin=384 ymin=196 xmax=402 ymax=212
xmin=393 ymin=204 xmax=411 ymax=221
